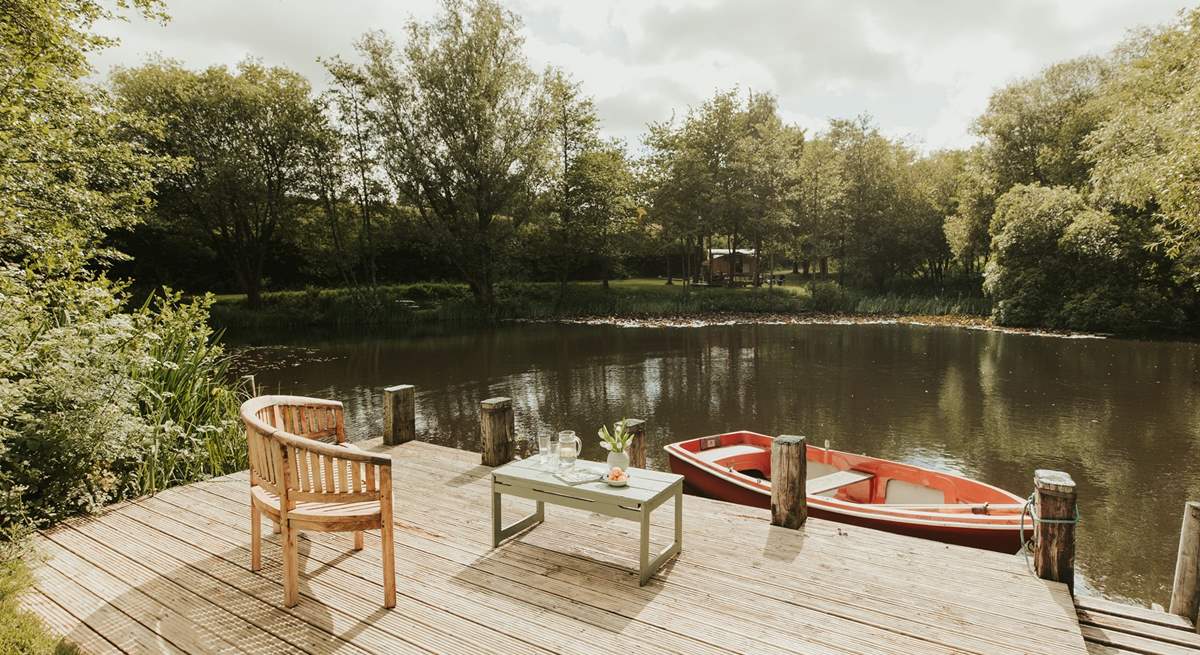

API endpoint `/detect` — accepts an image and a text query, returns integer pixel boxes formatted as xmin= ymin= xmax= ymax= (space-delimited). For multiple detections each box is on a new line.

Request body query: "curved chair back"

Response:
xmin=240 ymin=395 xmax=390 ymax=505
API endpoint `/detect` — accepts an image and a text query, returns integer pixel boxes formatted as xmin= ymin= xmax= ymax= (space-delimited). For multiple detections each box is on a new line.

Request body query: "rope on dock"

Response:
xmin=1021 ymin=491 xmax=1080 ymax=575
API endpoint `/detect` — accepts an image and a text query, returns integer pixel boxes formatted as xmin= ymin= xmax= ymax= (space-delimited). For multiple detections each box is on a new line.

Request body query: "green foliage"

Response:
xmin=984 ymin=185 xmax=1181 ymax=333
xmin=0 ymin=544 xmax=76 ymax=654
xmin=974 ymin=56 xmax=1110 ymax=190
xmin=1 ymin=0 xmax=246 ymax=534
xmin=357 ymin=0 xmax=550 ymax=307
xmin=1086 ymin=9 xmax=1200 ymax=262
xmin=111 ymin=59 xmax=328 ymax=307
xmin=806 ymin=281 xmax=854 ymax=313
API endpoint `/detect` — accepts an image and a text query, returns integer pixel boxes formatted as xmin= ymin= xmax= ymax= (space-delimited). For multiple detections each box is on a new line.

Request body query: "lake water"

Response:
xmin=227 ymin=322 xmax=1200 ymax=606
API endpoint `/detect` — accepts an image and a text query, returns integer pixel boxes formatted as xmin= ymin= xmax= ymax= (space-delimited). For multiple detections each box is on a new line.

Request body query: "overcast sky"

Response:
xmin=91 ymin=0 xmax=1191 ymax=152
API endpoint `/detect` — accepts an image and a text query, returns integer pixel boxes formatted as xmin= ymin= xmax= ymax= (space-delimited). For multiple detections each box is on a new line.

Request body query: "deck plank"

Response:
xmin=20 ymin=439 xmax=1092 ymax=655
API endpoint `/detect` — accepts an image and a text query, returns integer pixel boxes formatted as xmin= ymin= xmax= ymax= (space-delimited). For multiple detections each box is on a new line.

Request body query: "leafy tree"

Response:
xmin=787 ymin=135 xmax=844 ymax=277
xmin=984 ymin=184 xmax=1180 ymax=332
xmin=826 ymin=115 xmax=918 ymax=289
xmin=319 ymin=56 xmax=388 ymax=289
xmin=974 ymin=56 xmax=1110 ymax=190
xmin=1 ymin=0 xmax=243 ymax=533
xmin=642 ymin=116 xmax=709 ymax=283
xmin=736 ymin=93 xmax=798 ymax=284
xmin=909 ymin=149 xmax=962 ymax=284
xmin=944 ymin=147 xmax=996 ymax=276
xmin=1086 ymin=8 xmax=1200 ymax=268
xmin=357 ymin=0 xmax=550 ymax=307
xmin=112 ymin=59 xmax=327 ymax=307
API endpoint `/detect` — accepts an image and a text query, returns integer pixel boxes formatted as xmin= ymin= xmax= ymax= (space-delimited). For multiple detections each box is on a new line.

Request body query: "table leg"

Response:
xmin=639 ymin=508 xmax=651 ymax=585
xmin=674 ymin=483 xmax=683 ymax=552
xmin=639 ymin=483 xmax=684 ymax=586
xmin=492 ymin=483 xmax=544 ymax=548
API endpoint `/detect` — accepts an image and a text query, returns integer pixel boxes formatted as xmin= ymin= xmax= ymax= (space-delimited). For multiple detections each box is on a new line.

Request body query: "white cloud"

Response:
xmin=90 ymin=0 xmax=1193 ymax=152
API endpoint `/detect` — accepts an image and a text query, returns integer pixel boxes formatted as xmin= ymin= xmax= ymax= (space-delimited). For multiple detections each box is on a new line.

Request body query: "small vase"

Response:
xmin=607 ymin=451 xmax=630 ymax=471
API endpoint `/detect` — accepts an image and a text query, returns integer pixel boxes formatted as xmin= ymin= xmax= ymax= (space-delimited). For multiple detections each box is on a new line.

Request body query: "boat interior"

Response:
xmin=682 ymin=431 xmax=1020 ymax=510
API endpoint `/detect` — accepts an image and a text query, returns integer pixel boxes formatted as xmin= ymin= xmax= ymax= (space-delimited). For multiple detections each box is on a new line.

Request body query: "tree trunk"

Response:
xmin=792 ymin=260 xmax=800 ymax=274
xmin=819 ymin=257 xmax=828 ymax=279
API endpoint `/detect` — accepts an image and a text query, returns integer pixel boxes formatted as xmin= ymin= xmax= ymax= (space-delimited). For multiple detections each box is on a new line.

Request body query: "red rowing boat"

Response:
xmin=664 ymin=431 xmax=1028 ymax=553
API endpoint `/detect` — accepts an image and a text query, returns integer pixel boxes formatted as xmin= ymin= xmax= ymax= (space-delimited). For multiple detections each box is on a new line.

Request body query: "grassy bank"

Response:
xmin=209 ymin=278 xmax=992 ymax=329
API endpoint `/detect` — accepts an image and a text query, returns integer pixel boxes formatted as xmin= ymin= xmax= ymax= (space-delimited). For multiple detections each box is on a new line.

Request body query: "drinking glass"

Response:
xmin=558 ymin=430 xmax=579 ymax=471
xmin=537 ymin=433 xmax=551 ymax=467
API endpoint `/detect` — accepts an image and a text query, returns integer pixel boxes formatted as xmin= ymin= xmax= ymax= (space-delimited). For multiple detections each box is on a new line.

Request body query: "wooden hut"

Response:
xmin=703 ymin=248 xmax=759 ymax=283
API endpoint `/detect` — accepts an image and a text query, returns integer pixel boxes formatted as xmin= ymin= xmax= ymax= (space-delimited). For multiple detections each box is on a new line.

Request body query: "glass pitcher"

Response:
xmin=557 ymin=430 xmax=580 ymax=471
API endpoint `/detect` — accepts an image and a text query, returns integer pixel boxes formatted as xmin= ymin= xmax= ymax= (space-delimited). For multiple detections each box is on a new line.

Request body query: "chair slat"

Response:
xmin=322 ymin=455 xmax=335 ymax=493
xmin=366 ymin=463 xmax=376 ymax=492
xmin=352 ymin=461 xmax=363 ymax=494
xmin=336 ymin=457 xmax=348 ymax=494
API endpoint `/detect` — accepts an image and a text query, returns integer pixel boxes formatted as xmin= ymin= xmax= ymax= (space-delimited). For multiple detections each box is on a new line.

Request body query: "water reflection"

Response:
xmin=228 ymin=323 xmax=1200 ymax=605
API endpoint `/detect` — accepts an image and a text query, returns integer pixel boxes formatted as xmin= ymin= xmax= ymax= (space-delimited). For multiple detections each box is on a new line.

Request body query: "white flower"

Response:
xmin=600 ymin=441 xmax=612 ymax=451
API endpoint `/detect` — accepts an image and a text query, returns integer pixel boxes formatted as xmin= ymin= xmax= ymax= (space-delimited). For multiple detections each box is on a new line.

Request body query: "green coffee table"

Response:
xmin=491 ymin=458 xmax=684 ymax=585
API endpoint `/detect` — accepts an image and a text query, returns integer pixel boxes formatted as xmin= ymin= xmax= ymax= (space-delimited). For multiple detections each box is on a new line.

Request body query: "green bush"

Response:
xmin=984 ymin=184 xmax=1184 ymax=333
xmin=0 ymin=279 xmax=245 ymax=531
xmin=807 ymin=281 xmax=855 ymax=312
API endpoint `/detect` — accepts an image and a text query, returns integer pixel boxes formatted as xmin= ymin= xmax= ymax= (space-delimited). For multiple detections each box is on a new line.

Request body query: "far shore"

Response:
xmin=512 ymin=311 xmax=1110 ymax=339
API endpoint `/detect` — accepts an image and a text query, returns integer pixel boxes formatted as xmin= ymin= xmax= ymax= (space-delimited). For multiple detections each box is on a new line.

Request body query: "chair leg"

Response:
xmin=381 ymin=519 xmax=396 ymax=608
xmin=250 ymin=502 xmax=262 ymax=572
xmin=282 ymin=520 xmax=299 ymax=608
xmin=353 ymin=531 xmax=364 ymax=551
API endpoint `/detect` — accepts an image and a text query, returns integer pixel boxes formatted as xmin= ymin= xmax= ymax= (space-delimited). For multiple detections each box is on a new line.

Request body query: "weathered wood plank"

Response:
xmin=1077 ymin=595 xmax=1196 ymax=631
xmin=20 ymin=439 xmax=1098 ymax=655
xmin=196 ymin=450 xmax=1083 ymax=655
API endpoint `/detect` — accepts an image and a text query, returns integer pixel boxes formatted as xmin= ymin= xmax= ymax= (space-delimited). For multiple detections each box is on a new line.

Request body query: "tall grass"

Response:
xmin=134 ymin=295 xmax=247 ymax=495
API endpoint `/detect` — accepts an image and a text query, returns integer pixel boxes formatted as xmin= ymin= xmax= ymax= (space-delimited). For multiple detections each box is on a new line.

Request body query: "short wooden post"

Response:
xmin=621 ymin=419 xmax=646 ymax=469
xmin=383 ymin=384 xmax=416 ymax=446
xmin=1033 ymin=469 xmax=1077 ymax=594
xmin=1169 ymin=501 xmax=1200 ymax=623
xmin=770 ymin=435 xmax=807 ymax=529
xmin=480 ymin=397 xmax=514 ymax=467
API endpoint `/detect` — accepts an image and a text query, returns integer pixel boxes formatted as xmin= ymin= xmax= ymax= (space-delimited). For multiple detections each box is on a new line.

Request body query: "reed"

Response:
xmin=134 ymin=295 xmax=247 ymax=495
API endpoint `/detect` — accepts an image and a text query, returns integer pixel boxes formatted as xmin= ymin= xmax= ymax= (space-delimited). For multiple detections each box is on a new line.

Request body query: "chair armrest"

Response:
xmin=275 ymin=431 xmax=392 ymax=467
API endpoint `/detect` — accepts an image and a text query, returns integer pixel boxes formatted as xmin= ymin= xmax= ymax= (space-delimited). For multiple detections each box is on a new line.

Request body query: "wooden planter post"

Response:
xmin=771 ymin=435 xmax=807 ymax=529
xmin=480 ymin=397 xmax=514 ymax=467
xmin=1033 ymin=469 xmax=1077 ymax=594
xmin=1169 ymin=501 xmax=1200 ymax=624
xmin=621 ymin=419 xmax=647 ymax=469
xmin=383 ymin=384 xmax=416 ymax=446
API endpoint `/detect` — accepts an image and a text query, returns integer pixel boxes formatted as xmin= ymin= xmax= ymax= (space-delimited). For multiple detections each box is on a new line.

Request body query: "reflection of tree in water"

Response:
xmin=239 ymin=323 xmax=1200 ymax=605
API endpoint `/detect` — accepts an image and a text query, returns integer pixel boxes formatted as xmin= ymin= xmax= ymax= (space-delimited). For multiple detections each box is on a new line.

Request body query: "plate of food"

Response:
xmin=602 ymin=466 xmax=629 ymax=487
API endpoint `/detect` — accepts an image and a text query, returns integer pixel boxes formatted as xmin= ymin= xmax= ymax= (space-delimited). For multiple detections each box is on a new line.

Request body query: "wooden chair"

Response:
xmin=240 ymin=395 xmax=396 ymax=608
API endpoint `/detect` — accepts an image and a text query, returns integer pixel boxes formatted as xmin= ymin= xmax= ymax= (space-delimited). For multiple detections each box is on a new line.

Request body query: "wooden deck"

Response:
xmin=22 ymin=439 xmax=1096 ymax=655
xmin=1076 ymin=595 xmax=1200 ymax=655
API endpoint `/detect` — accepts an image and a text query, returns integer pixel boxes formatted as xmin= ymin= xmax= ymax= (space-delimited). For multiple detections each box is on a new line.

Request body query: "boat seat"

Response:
xmin=695 ymin=444 xmax=765 ymax=463
xmin=806 ymin=470 xmax=874 ymax=495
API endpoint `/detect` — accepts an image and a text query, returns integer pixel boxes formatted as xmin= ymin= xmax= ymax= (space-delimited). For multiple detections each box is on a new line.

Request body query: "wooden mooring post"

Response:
xmin=1033 ymin=469 xmax=1077 ymax=594
xmin=1169 ymin=501 xmax=1200 ymax=625
xmin=620 ymin=419 xmax=646 ymax=469
xmin=480 ymin=397 xmax=514 ymax=467
xmin=771 ymin=435 xmax=807 ymax=529
xmin=383 ymin=384 xmax=416 ymax=446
